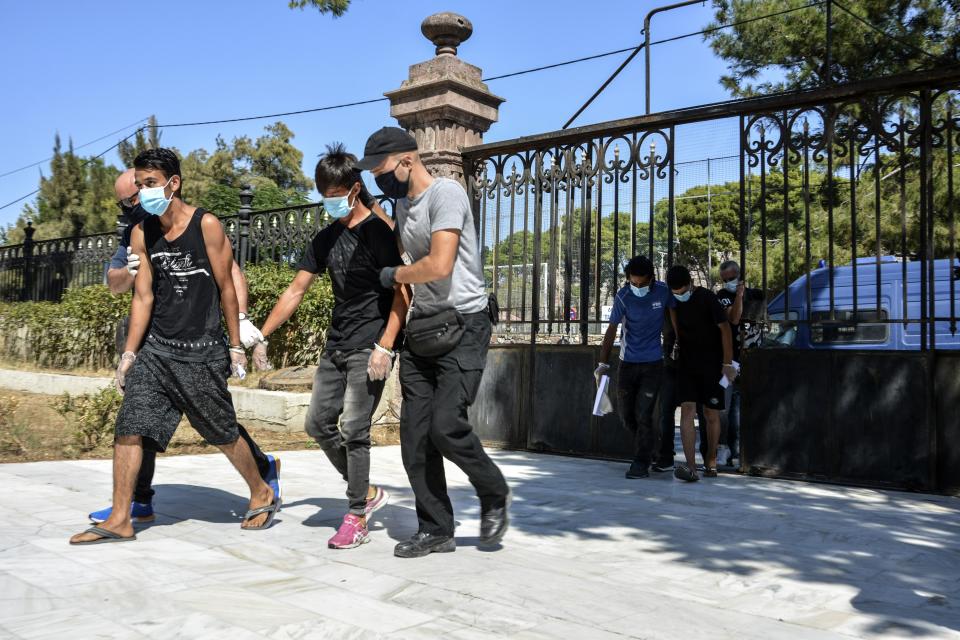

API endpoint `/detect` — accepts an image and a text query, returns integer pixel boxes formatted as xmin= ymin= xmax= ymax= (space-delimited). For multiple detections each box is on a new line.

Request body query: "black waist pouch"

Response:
xmin=405 ymin=308 xmax=465 ymax=357
xmin=487 ymin=294 xmax=500 ymax=326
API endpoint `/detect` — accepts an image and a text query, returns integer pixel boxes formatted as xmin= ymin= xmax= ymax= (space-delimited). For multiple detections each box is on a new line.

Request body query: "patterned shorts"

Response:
xmin=114 ymin=349 xmax=240 ymax=452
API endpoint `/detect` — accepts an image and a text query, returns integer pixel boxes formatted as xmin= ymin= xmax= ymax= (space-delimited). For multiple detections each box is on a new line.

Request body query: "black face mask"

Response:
xmin=122 ymin=204 xmax=148 ymax=225
xmin=375 ymin=162 xmax=410 ymax=199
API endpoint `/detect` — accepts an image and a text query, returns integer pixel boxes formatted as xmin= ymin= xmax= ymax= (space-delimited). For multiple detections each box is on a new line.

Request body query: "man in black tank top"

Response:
xmin=70 ymin=149 xmax=280 ymax=545
xmin=90 ymin=169 xmax=281 ymax=527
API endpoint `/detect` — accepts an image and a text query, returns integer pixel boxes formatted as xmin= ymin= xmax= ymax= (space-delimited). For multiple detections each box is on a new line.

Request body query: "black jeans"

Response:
xmin=132 ymin=425 xmax=270 ymax=503
xmin=398 ymin=311 xmax=509 ymax=537
xmin=617 ymin=361 xmax=663 ymax=467
xmin=657 ymin=365 xmax=679 ymax=465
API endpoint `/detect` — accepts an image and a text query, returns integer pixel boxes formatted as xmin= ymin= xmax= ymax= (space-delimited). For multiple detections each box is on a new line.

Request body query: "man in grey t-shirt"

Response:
xmin=358 ymin=126 xmax=510 ymax=559
xmin=395 ymin=176 xmax=487 ymax=316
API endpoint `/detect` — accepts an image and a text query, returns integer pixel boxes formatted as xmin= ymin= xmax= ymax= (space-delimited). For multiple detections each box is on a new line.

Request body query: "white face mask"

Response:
xmin=723 ymin=280 xmax=739 ymax=292
xmin=139 ymin=177 xmax=175 ymax=216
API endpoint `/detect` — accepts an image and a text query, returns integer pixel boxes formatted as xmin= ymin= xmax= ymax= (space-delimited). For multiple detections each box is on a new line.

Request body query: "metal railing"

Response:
xmin=0 ymin=185 xmax=397 ymax=302
xmin=464 ymin=66 xmax=960 ymax=350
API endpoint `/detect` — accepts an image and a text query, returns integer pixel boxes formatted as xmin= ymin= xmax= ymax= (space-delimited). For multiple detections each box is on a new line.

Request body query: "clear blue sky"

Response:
xmin=0 ymin=0 xmax=744 ymax=229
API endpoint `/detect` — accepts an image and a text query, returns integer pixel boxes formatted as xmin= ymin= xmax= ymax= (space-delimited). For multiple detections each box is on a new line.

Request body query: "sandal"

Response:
xmin=703 ymin=467 xmax=718 ymax=478
xmin=70 ymin=526 xmax=137 ymax=545
xmin=242 ymin=496 xmax=282 ymax=530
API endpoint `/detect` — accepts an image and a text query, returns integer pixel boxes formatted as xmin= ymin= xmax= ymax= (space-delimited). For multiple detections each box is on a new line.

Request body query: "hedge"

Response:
xmin=0 ymin=262 xmax=334 ymax=371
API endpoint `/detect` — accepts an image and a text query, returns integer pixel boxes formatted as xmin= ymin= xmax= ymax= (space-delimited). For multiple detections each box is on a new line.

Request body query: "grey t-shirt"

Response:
xmin=396 ymin=177 xmax=487 ymax=317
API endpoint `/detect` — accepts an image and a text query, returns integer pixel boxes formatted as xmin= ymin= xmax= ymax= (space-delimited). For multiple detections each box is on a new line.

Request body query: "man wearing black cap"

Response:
xmin=356 ymin=126 xmax=510 ymax=558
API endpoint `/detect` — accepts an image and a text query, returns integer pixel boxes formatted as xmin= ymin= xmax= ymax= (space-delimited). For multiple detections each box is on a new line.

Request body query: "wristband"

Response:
xmin=229 ymin=346 xmax=245 ymax=354
xmin=238 ymin=312 xmax=248 ymax=321
xmin=374 ymin=343 xmax=395 ymax=358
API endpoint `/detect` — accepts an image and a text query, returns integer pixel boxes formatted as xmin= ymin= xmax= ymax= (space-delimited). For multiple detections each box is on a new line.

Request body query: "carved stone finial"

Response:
xmin=421 ymin=12 xmax=473 ymax=56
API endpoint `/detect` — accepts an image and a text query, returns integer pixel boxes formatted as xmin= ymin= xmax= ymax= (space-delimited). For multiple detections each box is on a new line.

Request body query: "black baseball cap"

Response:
xmin=356 ymin=127 xmax=419 ymax=170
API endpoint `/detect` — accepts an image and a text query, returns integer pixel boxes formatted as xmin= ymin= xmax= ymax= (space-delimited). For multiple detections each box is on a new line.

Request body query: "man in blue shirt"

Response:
xmin=596 ymin=255 xmax=674 ymax=478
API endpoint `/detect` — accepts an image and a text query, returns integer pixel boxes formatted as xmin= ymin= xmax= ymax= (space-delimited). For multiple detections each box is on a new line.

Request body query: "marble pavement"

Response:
xmin=1 ymin=447 xmax=958 ymax=639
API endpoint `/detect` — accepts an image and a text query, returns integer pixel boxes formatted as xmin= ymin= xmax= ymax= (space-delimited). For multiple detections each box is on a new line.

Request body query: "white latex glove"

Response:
xmin=126 ymin=247 xmax=141 ymax=277
xmin=367 ymin=344 xmax=394 ymax=381
xmin=594 ymin=362 xmax=610 ymax=385
xmin=115 ymin=351 xmax=136 ymax=394
xmin=252 ymin=341 xmax=272 ymax=371
xmin=230 ymin=349 xmax=247 ymax=380
xmin=723 ymin=363 xmax=739 ymax=383
xmin=239 ymin=317 xmax=263 ymax=348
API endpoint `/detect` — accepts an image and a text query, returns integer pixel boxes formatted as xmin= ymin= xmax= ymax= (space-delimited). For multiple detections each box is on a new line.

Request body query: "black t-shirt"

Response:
xmin=717 ymin=288 xmax=765 ymax=359
xmin=296 ymin=213 xmax=402 ymax=351
xmin=675 ymin=287 xmax=727 ymax=370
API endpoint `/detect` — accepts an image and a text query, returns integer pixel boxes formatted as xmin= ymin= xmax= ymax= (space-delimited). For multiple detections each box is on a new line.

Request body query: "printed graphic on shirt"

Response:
xmin=717 ymin=288 xmax=765 ymax=356
xmin=152 ymin=249 xmax=210 ymax=296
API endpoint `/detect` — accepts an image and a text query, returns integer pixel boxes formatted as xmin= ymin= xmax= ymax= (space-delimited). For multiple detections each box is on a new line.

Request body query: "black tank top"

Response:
xmin=140 ymin=208 xmax=227 ymax=362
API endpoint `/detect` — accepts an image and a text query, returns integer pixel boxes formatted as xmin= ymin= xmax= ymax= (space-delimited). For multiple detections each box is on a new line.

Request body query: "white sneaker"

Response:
xmin=716 ymin=445 xmax=731 ymax=467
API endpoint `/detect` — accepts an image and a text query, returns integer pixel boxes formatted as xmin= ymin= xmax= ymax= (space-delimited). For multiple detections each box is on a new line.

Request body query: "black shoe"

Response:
xmin=393 ymin=532 xmax=456 ymax=558
xmin=651 ymin=461 xmax=674 ymax=473
xmin=625 ymin=462 xmax=650 ymax=479
xmin=480 ymin=494 xmax=510 ymax=547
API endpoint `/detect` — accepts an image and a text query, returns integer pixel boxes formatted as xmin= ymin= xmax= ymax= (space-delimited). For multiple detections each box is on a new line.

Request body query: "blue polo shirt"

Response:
xmin=609 ymin=281 xmax=674 ymax=363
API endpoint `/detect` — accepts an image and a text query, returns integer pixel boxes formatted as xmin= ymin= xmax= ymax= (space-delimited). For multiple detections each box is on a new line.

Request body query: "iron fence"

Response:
xmin=0 ymin=186 xmax=396 ymax=302
xmin=464 ymin=66 xmax=960 ymax=350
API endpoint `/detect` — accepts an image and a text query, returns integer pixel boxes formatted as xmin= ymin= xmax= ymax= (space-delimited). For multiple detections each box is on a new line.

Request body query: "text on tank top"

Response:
xmin=140 ymin=208 xmax=227 ymax=361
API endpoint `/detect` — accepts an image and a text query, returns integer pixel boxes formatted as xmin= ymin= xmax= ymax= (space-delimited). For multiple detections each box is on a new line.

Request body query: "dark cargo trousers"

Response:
xmin=617 ymin=360 xmax=663 ymax=468
xmin=398 ymin=311 xmax=509 ymax=537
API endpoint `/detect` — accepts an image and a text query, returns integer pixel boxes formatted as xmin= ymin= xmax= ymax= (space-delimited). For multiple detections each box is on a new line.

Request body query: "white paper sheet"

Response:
xmin=719 ymin=360 xmax=741 ymax=389
xmin=593 ymin=374 xmax=613 ymax=416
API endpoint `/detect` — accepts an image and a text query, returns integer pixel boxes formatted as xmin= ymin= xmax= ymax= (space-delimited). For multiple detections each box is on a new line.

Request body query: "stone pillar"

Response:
xmin=384 ymin=12 xmax=504 ymax=184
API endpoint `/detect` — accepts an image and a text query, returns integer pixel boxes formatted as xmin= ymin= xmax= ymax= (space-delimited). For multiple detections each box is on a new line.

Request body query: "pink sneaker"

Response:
xmin=328 ymin=514 xmax=369 ymax=549
xmin=364 ymin=486 xmax=389 ymax=516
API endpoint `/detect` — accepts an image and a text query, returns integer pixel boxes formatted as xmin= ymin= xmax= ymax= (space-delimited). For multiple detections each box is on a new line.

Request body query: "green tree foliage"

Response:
xmin=117 ymin=116 xmax=161 ymax=167
xmin=4 ymin=120 xmax=314 ymax=243
xmin=485 ymin=209 xmax=651 ymax=309
xmin=6 ymin=135 xmax=122 ymax=244
xmin=706 ymin=0 xmax=960 ymax=97
xmin=287 ymin=0 xmax=350 ymax=16
xmin=182 ymin=122 xmax=314 ymax=215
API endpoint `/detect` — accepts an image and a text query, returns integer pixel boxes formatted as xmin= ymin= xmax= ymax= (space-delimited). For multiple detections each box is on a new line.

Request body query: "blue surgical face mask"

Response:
xmin=630 ymin=284 xmax=650 ymax=297
xmin=674 ymin=289 xmax=692 ymax=303
xmin=322 ymin=191 xmax=357 ymax=219
xmin=139 ymin=177 xmax=175 ymax=216
xmin=723 ymin=280 xmax=739 ymax=293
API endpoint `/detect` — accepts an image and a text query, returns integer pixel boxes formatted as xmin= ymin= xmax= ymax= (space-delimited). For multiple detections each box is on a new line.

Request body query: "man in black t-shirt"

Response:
xmin=257 ymin=144 xmax=408 ymax=550
xmin=666 ymin=265 xmax=737 ymax=482
xmin=716 ymin=260 xmax=764 ymax=466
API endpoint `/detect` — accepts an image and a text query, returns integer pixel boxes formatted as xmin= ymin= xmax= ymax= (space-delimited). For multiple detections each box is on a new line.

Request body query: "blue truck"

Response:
xmin=763 ymin=256 xmax=960 ymax=350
